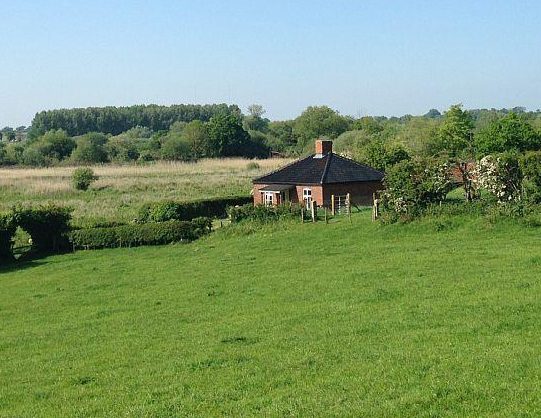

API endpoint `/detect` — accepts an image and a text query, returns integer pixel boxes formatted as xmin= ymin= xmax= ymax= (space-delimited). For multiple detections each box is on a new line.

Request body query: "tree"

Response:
xmin=363 ymin=141 xmax=410 ymax=171
xmin=22 ymin=129 xmax=75 ymax=166
xmin=424 ymin=109 xmax=442 ymax=119
xmin=475 ymin=112 xmax=541 ymax=156
xmin=105 ymin=137 xmax=140 ymax=162
xmin=267 ymin=120 xmax=296 ymax=153
xmin=351 ymin=116 xmax=384 ymax=134
xmin=243 ymin=104 xmax=269 ymax=132
xmin=182 ymin=120 xmax=210 ymax=158
xmin=71 ymin=133 xmax=108 ymax=164
xmin=429 ymin=104 xmax=474 ymax=158
xmin=160 ymin=135 xmax=192 ymax=161
xmin=206 ymin=113 xmax=251 ymax=157
xmin=293 ymin=106 xmax=350 ymax=151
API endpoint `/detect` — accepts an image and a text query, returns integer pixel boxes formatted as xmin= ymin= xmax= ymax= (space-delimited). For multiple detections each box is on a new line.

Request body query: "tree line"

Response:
xmin=30 ymin=103 xmax=241 ymax=136
xmin=1 ymin=103 xmax=541 ymax=167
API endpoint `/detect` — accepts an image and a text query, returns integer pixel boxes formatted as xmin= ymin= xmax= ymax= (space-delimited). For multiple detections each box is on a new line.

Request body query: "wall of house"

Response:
xmin=253 ymin=184 xmax=323 ymax=206
xmin=253 ymin=182 xmax=382 ymax=206
xmin=323 ymin=181 xmax=383 ymax=206
xmin=294 ymin=185 xmax=323 ymax=206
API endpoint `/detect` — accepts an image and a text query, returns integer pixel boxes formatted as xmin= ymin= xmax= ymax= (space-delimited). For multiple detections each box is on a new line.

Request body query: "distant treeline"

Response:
xmin=1 ymin=103 xmax=541 ymax=168
xmin=31 ymin=103 xmax=241 ymax=136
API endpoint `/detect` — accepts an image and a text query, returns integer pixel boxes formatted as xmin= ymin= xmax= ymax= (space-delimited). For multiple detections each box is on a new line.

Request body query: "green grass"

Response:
xmin=1 ymin=212 xmax=541 ymax=416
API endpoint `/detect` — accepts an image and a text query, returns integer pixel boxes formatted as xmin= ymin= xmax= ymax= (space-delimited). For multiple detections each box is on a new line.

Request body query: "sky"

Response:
xmin=1 ymin=0 xmax=540 ymax=126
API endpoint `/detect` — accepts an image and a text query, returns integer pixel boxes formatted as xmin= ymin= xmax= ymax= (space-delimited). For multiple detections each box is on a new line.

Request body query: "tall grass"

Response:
xmin=0 ymin=158 xmax=291 ymax=226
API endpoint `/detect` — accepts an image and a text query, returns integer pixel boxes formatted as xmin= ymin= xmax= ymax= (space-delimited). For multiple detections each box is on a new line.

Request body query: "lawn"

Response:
xmin=1 ymin=212 xmax=541 ymax=417
xmin=0 ymin=158 xmax=290 ymax=227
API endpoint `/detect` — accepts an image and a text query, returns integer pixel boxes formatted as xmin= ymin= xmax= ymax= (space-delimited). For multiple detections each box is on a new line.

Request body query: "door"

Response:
xmin=264 ymin=192 xmax=274 ymax=206
xmin=303 ymin=188 xmax=312 ymax=210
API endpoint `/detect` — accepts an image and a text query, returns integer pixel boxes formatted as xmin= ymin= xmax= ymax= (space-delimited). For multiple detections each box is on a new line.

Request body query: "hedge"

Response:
xmin=138 ymin=196 xmax=252 ymax=223
xmin=69 ymin=217 xmax=212 ymax=250
xmin=228 ymin=203 xmax=302 ymax=223
xmin=0 ymin=213 xmax=16 ymax=262
xmin=13 ymin=205 xmax=73 ymax=253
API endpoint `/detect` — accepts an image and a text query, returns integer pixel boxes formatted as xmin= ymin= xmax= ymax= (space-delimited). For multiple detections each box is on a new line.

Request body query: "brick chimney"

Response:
xmin=315 ymin=139 xmax=333 ymax=155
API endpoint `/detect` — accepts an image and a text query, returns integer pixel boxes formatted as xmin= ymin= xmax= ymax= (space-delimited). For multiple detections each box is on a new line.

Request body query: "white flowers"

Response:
xmin=474 ymin=155 xmax=521 ymax=203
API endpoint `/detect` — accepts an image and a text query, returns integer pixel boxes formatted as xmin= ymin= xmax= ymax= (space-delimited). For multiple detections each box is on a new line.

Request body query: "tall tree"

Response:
xmin=475 ymin=112 xmax=541 ymax=156
xmin=293 ymin=106 xmax=350 ymax=151
xmin=430 ymin=104 xmax=474 ymax=158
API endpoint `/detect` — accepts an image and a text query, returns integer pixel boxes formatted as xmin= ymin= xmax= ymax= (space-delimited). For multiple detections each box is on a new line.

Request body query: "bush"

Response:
xmin=228 ymin=203 xmax=302 ymax=223
xmin=69 ymin=218 xmax=212 ymax=250
xmin=0 ymin=213 xmax=16 ymax=262
xmin=13 ymin=205 xmax=72 ymax=253
xmin=72 ymin=167 xmax=98 ymax=191
xmin=138 ymin=196 xmax=252 ymax=222
xmin=520 ymin=151 xmax=541 ymax=203
xmin=475 ymin=152 xmax=523 ymax=203
xmin=246 ymin=161 xmax=260 ymax=170
xmin=381 ymin=158 xmax=453 ymax=218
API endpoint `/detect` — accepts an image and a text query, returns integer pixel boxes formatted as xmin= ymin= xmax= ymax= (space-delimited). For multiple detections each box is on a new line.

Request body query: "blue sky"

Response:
xmin=1 ymin=0 xmax=540 ymax=126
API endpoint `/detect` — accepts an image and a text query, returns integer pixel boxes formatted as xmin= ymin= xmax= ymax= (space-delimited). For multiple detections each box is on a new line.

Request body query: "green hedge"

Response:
xmin=228 ymin=204 xmax=302 ymax=223
xmin=0 ymin=213 xmax=16 ymax=262
xmin=69 ymin=217 xmax=212 ymax=250
xmin=138 ymin=196 xmax=252 ymax=223
xmin=13 ymin=205 xmax=72 ymax=253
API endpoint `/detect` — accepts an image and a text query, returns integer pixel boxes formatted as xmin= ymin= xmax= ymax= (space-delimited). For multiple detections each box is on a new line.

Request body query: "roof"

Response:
xmin=259 ymin=184 xmax=296 ymax=192
xmin=253 ymin=153 xmax=384 ymax=185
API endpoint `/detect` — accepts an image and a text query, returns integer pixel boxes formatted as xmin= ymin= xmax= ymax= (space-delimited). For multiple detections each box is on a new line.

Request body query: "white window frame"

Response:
xmin=303 ymin=188 xmax=312 ymax=209
xmin=264 ymin=191 xmax=274 ymax=206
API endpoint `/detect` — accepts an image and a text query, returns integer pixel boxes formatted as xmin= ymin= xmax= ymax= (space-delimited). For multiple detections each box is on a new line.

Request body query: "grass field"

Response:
xmin=1 ymin=212 xmax=541 ymax=416
xmin=0 ymin=159 xmax=290 ymax=226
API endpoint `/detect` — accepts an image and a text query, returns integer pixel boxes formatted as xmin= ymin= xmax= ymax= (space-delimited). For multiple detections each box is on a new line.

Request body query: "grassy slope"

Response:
xmin=1 ymin=213 xmax=541 ymax=417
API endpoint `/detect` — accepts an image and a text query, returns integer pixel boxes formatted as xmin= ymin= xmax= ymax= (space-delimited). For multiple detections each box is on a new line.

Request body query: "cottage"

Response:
xmin=253 ymin=140 xmax=384 ymax=209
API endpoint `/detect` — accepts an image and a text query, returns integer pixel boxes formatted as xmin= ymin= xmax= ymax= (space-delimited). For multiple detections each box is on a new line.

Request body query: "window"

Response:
xmin=303 ymin=188 xmax=312 ymax=209
xmin=264 ymin=192 xmax=274 ymax=206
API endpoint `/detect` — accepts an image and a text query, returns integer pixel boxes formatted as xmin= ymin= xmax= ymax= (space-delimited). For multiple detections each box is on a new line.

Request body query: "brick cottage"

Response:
xmin=252 ymin=140 xmax=384 ymax=209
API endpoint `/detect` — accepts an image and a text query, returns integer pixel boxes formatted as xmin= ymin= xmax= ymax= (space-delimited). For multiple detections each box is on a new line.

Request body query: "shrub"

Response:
xmin=246 ymin=161 xmax=260 ymax=170
xmin=72 ymin=167 xmax=98 ymax=191
xmin=69 ymin=218 xmax=212 ymax=250
xmin=0 ymin=213 xmax=16 ymax=262
xmin=475 ymin=152 xmax=523 ymax=203
xmin=13 ymin=205 xmax=72 ymax=253
xmin=228 ymin=203 xmax=302 ymax=223
xmin=138 ymin=196 xmax=252 ymax=222
xmin=381 ymin=157 xmax=453 ymax=218
xmin=520 ymin=151 xmax=541 ymax=203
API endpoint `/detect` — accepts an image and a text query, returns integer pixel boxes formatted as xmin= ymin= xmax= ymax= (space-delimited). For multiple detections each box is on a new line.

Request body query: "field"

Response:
xmin=0 ymin=159 xmax=290 ymax=226
xmin=1 ymin=212 xmax=541 ymax=416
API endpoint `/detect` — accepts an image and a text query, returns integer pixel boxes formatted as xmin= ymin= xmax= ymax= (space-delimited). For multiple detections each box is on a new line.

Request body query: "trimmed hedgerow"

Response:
xmin=138 ymin=196 xmax=252 ymax=222
xmin=69 ymin=218 xmax=212 ymax=250
xmin=13 ymin=205 xmax=72 ymax=253
xmin=0 ymin=213 xmax=16 ymax=262
xmin=228 ymin=204 xmax=302 ymax=223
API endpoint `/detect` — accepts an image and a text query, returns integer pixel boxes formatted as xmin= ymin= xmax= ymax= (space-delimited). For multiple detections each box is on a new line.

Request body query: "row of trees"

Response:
xmin=30 ymin=103 xmax=241 ymax=136
xmin=2 ymin=103 xmax=541 ymax=167
xmin=0 ymin=113 xmax=268 ymax=166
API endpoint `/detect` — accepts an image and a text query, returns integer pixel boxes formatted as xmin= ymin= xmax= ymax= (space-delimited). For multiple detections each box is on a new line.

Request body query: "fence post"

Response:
xmin=301 ymin=207 xmax=304 ymax=223
xmin=346 ymin=193 xmax=352 ymax=223
xmin=311 ymin=201 xmax=316 ymax=222
xmin=331 ymin=194 xmax=335 ymax=215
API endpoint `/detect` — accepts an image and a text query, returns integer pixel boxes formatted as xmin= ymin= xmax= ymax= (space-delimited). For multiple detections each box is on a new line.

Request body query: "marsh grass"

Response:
xmin=0 ymin=158 xmax=291 ymax=226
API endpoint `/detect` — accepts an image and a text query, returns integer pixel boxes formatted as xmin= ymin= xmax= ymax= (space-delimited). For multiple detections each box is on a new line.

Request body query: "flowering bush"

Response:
xmin=474 ymin=153 xmax=523 ymax=203
xmin=381 ymin=158 xmax=453 ymax=218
